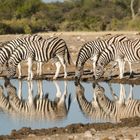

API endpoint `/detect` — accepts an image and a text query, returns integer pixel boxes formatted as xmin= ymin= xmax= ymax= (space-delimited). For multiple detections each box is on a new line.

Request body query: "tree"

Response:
xmin=130 ymin=0 xmax=140 ymax=19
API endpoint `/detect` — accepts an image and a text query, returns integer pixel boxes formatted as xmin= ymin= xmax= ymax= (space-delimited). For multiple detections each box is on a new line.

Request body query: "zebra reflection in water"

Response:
xmin=0 ymin=84 xmax=13 ymax=113
xmin=95 ymin=83 xmax=140 ymax=122
xmin=76 ymin=82 xmax=113 ymax=122
xmin=4 ymin=78 xmax=71 ymax=121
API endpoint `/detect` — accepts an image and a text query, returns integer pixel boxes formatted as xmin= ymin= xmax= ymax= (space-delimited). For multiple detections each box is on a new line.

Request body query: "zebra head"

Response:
xmin=94 ymin=64 xmax=104 ymax=80
xmin=95 ymin=84 xmax=113 ymax=115
xmin=94 ymin=84 xmax=105 ymax=95
xmin=94 ymin=83 xmax=106 ymax=104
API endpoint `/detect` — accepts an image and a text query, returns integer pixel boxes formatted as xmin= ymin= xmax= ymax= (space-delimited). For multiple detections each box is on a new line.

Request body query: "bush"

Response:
xmin=0 ymin=23 xmax=12 ymax=34
xmin=127 ymin=18 xmax=140 ymax=31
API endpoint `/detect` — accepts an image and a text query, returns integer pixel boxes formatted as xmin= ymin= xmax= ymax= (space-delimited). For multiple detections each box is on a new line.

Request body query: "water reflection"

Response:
xmin=92 ymin=84 xmax=140 ymax=122
xmin=95 ymin=83 xmax=140 ymax=122
xmin=76 ymin=82 xmax=112 ymax=122
xmin=0 ymin=83 xmax=14 ymax=114
xmin=1 ymin=78 xmax=140 ymax=135
xmin=2 ymin=78 xmax=72 ymax=121
xmin=76 ymin=82 xmax=140 ymax=123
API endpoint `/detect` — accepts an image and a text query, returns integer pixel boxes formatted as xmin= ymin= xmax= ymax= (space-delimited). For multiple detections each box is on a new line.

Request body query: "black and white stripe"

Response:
xmin=95 ymin=38 xmax=140 ymax=79
xmin=0 ymin=34 xmax=43 ymax=78
xmin=75 ymin=34 xmax=128 ymax=83
xmin=95 ymin=83 xmax=140 ymax=122
xmin=5 ymin=78 xmax=71 ymax=120
xmin=7 ymin=36 xmax=71 ymax=80
xmin=0 ymin=84 xmax=13 ymax=113
xmin=76 ymin=82 xmax=111 ymax=122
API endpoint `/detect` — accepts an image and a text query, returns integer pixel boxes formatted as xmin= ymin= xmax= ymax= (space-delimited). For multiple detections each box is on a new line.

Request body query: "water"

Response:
xmin=0 ymin=78 xmax=140 ymax=135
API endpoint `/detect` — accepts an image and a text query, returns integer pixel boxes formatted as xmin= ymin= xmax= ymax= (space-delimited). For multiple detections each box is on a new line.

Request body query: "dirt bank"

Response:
xmin=0 ymin=117 xmax=140 ymax=139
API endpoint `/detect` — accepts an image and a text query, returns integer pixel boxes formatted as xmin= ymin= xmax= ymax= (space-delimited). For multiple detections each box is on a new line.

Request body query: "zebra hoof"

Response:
xmin=64 ymin=76 xmax=67 ymax=79
xmin=129 ymin=72 xmax=134 ymax=78
xmin=27 ymin=77 xmax=32 ymax=81
xmin=107 ymin=76 xmax=112 ymax=80
xmin=53 ymin=77 xmax=57 ymax=80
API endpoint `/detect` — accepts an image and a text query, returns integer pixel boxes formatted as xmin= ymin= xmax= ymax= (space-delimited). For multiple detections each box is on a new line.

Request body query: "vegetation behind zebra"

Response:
xmin=0 ymin=0 xmax=140 ymax=34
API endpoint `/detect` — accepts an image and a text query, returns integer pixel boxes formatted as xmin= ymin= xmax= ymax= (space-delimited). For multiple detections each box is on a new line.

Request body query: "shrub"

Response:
xmin=0 ymin=23 xmax=12 ymax=34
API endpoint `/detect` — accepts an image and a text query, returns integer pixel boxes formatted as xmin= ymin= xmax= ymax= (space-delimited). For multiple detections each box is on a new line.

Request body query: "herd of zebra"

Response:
xmin=0 ymin=33 xmax=140 ymax=81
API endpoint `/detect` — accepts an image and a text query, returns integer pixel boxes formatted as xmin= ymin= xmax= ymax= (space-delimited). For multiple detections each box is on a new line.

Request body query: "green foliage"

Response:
xmin=0 ymin=23 xmax=12 ymax=34
xmin=15 ymin=0 xmax=42 ymax=18
xmin=127 ymin=18 xmax=140 ymax=31
xmin=0 ymin=0 xmax=140 ymax=34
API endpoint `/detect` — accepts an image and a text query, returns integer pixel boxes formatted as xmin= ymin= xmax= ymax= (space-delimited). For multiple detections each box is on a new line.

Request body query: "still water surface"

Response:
xmin=0 ymin=79 xmax=140 ymax=135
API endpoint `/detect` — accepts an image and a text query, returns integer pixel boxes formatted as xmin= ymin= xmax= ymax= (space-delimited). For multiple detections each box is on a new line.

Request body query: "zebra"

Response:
xmin=75 ymin=34 xmax=128 ymax=84
xmin=95 ymin=83 xmax=140 ymax=122
xmin=0 ymin=34 xmax=43 ymax=78
xmin=94 ymin=38 xmax=140 ymax=80
xmin=76 ymin=82 xmax=112 ymax=122
xmin=7 ymin=36 xmax=71 ymax=80
xmin=5 ymin=78 xmax=72 ymax=121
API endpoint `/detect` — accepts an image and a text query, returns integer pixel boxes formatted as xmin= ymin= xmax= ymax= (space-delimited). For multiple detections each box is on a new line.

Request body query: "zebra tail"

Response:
xmin=66 ymin=46 xmax=71 ymax=65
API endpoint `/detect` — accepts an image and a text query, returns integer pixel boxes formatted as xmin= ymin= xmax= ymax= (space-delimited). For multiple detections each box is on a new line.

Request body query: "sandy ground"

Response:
xmin=1 ymin=31 xmax=140 ymax=139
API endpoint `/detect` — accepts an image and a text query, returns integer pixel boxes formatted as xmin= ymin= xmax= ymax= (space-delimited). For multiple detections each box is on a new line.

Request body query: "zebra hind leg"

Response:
xmin=57 ymin=55 xmax=67 ymax=78
xmin=53 ymin=61 xmax=61 ymax=79
xmin=128 ymin=62 xmax=134 ymax=78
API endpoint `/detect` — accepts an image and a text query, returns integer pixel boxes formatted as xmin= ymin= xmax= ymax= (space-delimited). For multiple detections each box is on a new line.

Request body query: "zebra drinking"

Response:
xmin=95 ymin=38 xmax=140 ymax=79
xmin=7 ymin=36 xmax=71 ymax=80
xmin=0 ymin=34 xmax=43 ymax=78
xmin=75 ymin=34 xmax=128 ymax=83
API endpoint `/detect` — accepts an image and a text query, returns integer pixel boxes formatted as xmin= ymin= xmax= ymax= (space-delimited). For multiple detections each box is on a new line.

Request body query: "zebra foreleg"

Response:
xmin=27 ymin=57 xmax=33 ymax=80
xmin=37 ymin=62 xmax=43 ymax=76
xmin=17 ymin=63 xmax=22 ymax=79
xmin=128 ymin=62 xmax=134 ymax=78
xmin=118 ymin=59 xmax=125 ymax=79
xmin=53 ymin=61 xmax=61 ymax=79
xmin=92 ymin=61 xmax=96 ymax=79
